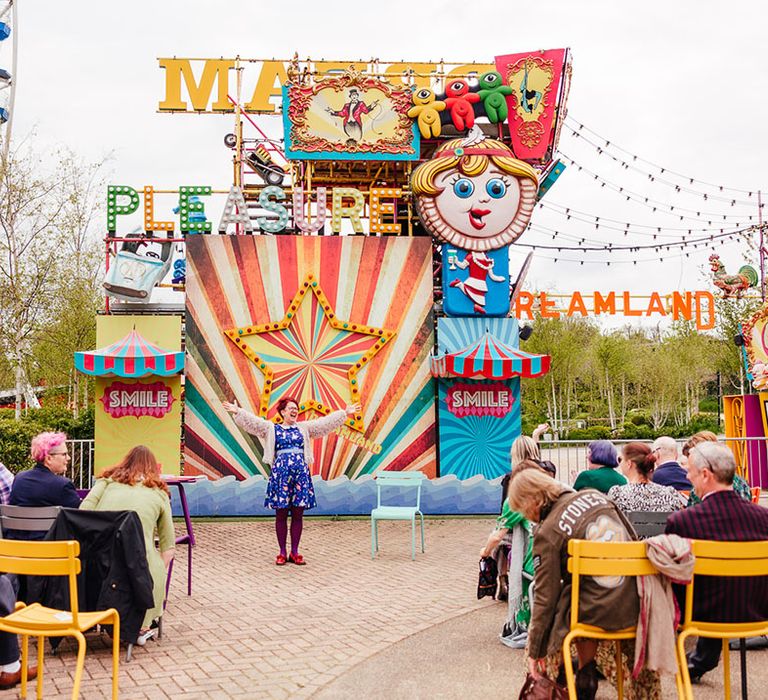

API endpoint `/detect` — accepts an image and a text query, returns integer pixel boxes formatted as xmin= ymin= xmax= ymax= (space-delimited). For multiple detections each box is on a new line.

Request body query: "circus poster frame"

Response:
xmin=184 ymin=235 xmax=436 ymax=481
xmin=282 ymin=69 xmax=420 ymax=161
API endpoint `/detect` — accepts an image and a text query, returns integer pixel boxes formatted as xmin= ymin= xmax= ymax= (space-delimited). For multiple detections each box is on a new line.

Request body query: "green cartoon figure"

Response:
xmin=478 ymin=71 xmax=513 ymax=123
xmin=407 ymin=88 xmax=446 ymax=139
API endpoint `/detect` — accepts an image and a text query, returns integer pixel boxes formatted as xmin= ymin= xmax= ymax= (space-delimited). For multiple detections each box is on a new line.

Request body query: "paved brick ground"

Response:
xmin=13 ymin=517 xmax=765 ymax=699
xmin=24 ymin=518 xmax=494 ymax=699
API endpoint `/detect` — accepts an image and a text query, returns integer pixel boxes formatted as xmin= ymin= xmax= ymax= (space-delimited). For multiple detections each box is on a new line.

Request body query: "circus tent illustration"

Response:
xmin=75 ymin=328 xmax=185 ymax=378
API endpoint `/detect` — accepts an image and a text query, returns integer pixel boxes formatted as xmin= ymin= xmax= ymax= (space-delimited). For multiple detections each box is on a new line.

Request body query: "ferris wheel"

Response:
xmin=0 ymin=0 xmax=16 ymax=163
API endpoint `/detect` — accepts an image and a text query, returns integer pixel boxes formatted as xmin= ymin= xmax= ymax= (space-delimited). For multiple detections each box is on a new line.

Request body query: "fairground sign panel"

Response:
xmin=157 ymin=58 xmax=496 ymax=113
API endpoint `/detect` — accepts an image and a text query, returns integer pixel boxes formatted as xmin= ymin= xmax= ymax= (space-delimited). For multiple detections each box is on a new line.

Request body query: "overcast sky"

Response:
xmin=7 ymin=0 xmax=766 ymax=324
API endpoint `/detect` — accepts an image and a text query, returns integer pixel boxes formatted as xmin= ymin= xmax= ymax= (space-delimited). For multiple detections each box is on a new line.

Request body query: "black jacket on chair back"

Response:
xmin=28 ymin=508 xmax=154 ymax=643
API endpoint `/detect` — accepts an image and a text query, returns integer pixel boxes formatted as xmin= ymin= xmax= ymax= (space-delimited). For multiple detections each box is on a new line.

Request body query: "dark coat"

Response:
xmin=651 ymin=461 xmax=692 ymax=491
xmin=10 ymin=464 xmax=81 ymax=509
xmin=7 ymin=464 xmax=81 ymax=541
xmin=28 ymin=508 xmax=154 ymax=643
xmin=666 ymin=489 xmax=768 ymax=622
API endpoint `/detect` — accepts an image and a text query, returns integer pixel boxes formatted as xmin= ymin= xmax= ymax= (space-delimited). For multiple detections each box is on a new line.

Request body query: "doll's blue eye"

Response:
xmin=453 ymin=179 xmax=474 ymax=198
xmin=486 ymin=179 xmax=507 ymax=198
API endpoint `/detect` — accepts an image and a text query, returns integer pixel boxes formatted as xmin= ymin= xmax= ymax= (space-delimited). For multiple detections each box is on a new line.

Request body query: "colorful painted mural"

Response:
xmin=83 ymin=316 xmax=183 ymax=475
xmin=434 ymin=317 xmax=522 ymax=479
xmin=184 ymin=235 xmax=436 ymax=481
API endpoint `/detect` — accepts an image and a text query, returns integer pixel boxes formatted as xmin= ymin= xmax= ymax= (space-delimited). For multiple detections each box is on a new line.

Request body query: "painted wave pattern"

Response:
xmin=170 ymin=474 xmax=503 ymax=517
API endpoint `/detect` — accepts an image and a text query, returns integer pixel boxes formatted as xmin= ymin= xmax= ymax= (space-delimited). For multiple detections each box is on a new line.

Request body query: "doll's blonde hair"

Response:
xmin=411 ymin=138 xmax=538 ymax=196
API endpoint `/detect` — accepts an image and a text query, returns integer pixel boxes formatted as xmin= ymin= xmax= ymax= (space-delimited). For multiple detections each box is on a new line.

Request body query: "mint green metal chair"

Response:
xmin=371 ymin=471 xmax=426 ymax=560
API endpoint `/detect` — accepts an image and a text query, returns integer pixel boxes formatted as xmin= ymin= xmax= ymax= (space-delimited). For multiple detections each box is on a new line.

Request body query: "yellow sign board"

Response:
xmin=94 ymin=315 xmax=183 ymax=476
xmin=158 ymin=58 xmax=495 ymax=114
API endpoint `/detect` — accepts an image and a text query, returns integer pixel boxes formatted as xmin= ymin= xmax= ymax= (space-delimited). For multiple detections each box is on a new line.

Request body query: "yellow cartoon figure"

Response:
xmin=407 ymin=88 xmax=445 ymax=139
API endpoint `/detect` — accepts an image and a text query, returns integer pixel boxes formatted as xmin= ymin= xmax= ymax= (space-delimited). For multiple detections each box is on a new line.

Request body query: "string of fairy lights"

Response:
xmin=563 ymin=118 xmax=761 ymax=197
xmin=522 ymin=116 xmax=766 ymax=266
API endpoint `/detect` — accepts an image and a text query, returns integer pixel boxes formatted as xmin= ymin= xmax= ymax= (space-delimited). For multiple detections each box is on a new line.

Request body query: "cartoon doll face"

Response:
xmin=432 ymin=167 xmax=522 ymax=240
xmin=411 ymin=135 xmax=539 ymax=251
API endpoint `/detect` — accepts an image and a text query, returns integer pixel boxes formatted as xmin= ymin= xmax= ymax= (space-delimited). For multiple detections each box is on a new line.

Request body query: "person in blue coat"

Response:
xmin=650 ymin=436 xmax=692 ymax=491
xmin=9 ymin=432 xmax=81 ymax=517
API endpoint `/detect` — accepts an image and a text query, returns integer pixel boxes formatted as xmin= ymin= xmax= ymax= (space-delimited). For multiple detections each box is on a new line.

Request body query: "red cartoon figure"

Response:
xmin=444 ymin=79 xmax=481 ymax=131
xmin=449 ymin=250 xmax=504 ymax=314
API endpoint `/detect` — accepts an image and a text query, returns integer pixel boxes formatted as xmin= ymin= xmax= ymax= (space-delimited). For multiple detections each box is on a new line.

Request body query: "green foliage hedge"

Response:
xmin=0 ymin=403 xmax=94 ymax=474
xmin=561 ymin=414 xmax=720 ymax=442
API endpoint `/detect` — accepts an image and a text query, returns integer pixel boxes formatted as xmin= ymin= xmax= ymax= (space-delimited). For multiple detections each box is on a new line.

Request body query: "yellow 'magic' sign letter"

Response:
xmin=158 ymin=59 xmax=235 ymax=111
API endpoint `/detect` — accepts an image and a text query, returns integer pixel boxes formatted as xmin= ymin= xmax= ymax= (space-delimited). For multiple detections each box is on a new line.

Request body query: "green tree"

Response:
xmin=0 ymin=142 xmax=106 ymax=418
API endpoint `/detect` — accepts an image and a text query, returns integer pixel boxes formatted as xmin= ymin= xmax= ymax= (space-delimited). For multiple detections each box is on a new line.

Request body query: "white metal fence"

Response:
xmin=67 ymin=436 xmax=768 ymax=489
xmin=65 ymin=439 xmax=95 ymax=490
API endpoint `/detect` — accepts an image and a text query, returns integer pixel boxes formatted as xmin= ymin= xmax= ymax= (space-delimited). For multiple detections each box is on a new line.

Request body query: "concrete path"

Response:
xmin=23 ymin=518 xmax=768 ymax=698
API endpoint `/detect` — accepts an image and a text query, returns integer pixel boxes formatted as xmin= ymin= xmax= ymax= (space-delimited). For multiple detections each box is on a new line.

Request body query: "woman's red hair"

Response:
xmin=101 ymin=445 xmax=169 ymax=496
xmin=275 ymin=397 xmax=299 ymax=414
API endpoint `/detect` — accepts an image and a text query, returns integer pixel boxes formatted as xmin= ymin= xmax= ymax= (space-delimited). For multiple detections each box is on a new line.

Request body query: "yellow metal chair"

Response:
xmin=677 ymin=539 xmax=768 ymax=700
xmin=0 ymin=539 xmax=119 ymax=700
xmin=562 ymin=539 xmax=662 ymax=699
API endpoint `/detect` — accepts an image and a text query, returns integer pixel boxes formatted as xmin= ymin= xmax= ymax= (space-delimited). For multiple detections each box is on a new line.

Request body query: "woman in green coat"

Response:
xmin=81 ymin=446 xmax=175 ymax=645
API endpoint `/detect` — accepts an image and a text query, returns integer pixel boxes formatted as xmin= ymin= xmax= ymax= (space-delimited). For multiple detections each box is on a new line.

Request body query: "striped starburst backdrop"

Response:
xmin=185 ymin=236 xmax=436 ymax=481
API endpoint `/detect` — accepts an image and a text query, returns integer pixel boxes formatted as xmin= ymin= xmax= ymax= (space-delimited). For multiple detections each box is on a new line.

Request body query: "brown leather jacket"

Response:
xmin=528 ymin=489 xmax=639 ymax=658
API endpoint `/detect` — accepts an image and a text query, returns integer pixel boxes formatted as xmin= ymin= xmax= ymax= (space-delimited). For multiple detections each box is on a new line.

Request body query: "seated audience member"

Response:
xmin=608 ymin=442 xmax=683 ymax=513
xmin=81 ymin=446 xmax=174 ymax=646
xmin=500 ymin=424 xmax=549 ymax=511
xmin=494 ymin=427 xmax=551 ymax=601
xmin=0 ymin=462 xmax=13 ymax=505
xmin=573 ymin=440 xmax=626 ymax=494
xmin=650 ymin=436 xmax=691 ymax=491
xmin=481 ymin=460 xmax=550 ymax=647
xmin=9 ymin=433 xmax=80 ymax=521
xmin=665 ymin=442 xmax=768 ymax=683
xmin=682 ymin=431 xmax=752 ymax=506
xmin=0 ymin=574 xmax=36 ymax=689
xmin=508 ymin=467 xmax=653 ymax=699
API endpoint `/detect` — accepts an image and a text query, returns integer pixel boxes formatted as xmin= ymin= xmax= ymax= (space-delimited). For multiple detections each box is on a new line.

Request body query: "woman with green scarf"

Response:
xmin=480 ymin=462 xmax=539 ymax=648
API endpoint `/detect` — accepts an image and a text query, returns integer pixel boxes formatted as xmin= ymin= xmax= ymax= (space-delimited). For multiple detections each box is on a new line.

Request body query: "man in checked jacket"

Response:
xmin=665 ymin=442 xmax=768 ymax=682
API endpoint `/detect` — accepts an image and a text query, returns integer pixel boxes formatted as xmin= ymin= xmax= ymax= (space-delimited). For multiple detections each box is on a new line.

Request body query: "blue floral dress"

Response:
xmin=264 ymin=424 xmax=317 ymax=510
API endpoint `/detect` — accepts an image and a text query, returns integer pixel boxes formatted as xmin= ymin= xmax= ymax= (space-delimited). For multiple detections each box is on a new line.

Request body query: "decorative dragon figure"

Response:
xmin=709 ymin=253 xmax=758 ymax=299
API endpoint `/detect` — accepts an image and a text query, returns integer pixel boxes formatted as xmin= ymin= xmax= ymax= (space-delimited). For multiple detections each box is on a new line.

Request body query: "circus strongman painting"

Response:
xmin=184 ymin=236 xmax=435 ymax=480
xmin=282 ymin=68 xmax=420 ymax=161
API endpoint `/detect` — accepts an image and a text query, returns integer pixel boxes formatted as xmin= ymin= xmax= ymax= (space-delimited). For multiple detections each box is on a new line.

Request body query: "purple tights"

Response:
xmin=275 ymin=507 xmax=305 ymax=556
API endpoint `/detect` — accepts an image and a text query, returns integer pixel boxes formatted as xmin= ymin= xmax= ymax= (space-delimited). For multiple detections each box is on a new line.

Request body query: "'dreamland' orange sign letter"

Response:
xmin=513 ymin=291 xmax=715 ymax=330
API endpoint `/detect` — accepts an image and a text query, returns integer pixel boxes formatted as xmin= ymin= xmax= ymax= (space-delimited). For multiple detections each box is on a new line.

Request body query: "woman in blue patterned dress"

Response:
xmin=223 ymin=397 xmax=359 ymax=566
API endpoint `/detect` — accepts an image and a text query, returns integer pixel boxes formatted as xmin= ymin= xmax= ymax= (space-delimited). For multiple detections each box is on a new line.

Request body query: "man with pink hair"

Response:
xmin=9 ymin=432 xmax=80 ymax=524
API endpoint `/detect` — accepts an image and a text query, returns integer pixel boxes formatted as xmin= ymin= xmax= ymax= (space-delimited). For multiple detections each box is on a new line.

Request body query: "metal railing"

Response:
xmin=66 ymin=436 xmax=768 ymax=489
xmin=538 ymin=437 xmax=768 ymax=488
xmin=65 ymin=439 xmax=95 ymax=490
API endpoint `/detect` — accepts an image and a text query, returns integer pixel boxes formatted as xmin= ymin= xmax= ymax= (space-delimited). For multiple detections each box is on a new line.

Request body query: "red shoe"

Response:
xmin=288 ymin=553 xmax=306 ymax=565
xmin=275 ymin=554 xmax=287 ymax=566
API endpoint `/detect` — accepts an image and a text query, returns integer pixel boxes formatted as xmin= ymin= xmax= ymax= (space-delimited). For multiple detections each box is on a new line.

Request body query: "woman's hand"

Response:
xmin=532 ymin=423 xmax=550 ymax=441
xmin=480 ymin=528 xmax=505 ymax=559
xmin=344 ymin=403 xmax=361 ymax=416
xmin=528 ymin=656 xmax=545 ymax=678
xmin=223 ymin=400 xmax=241 ymax=415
